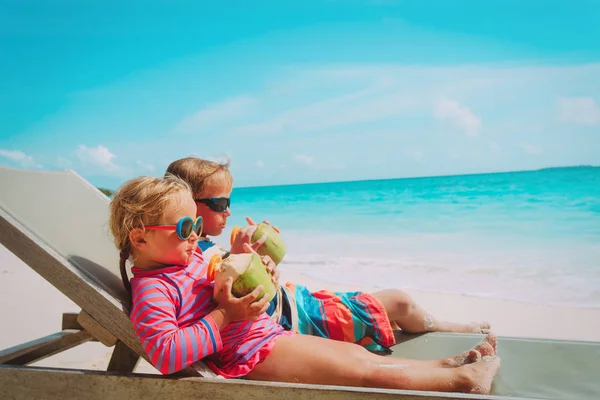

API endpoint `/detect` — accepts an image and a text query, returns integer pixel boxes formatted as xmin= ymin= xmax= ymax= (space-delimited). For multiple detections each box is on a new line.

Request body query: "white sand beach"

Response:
xmin=2 ymin=243 xmax=600 ymax=375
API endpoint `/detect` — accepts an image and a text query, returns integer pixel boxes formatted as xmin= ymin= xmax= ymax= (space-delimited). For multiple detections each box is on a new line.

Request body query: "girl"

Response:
xmin=108 ymin=174 xmax=501 ymax=393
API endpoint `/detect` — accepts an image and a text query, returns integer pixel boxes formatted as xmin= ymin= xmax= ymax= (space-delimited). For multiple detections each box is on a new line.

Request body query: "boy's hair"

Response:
xmin=165 ymin=157 xmax=233 ymax=197
xmin=108 ymin=174 xmax=192 ymax=296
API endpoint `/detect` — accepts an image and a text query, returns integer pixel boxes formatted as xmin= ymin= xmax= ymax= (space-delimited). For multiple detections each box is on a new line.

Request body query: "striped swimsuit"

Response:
xmin=129 ymin=251 xmax=289 ymax=377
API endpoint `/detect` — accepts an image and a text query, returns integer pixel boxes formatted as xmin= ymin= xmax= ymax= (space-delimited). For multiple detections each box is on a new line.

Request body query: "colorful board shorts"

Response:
xmin=281 ymin=283 xmax=396 ymax=352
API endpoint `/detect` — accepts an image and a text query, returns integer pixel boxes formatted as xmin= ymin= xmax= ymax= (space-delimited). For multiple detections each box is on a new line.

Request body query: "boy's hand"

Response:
xmin=230 ymin=224 xmax=266 ymax=254
xmin=246 ymin=216 xmax=281 ymax=234
xmin=213 ymin=277 xmax=271 ymax=323
xmin=243 ymin=243 xmax=280 ymax=288
xmin=229 ymin=216 xmax=280 ymax=254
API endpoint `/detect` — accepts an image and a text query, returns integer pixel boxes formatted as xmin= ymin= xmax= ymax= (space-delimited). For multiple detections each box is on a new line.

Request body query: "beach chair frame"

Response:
xmin=0 ymin=200 xmax=215 ymax=376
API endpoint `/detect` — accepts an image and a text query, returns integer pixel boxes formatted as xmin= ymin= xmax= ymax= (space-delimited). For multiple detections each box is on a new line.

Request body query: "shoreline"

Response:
xmin=286 ymin=267 xmax=600 ymax=311
xmin=280 ymin=269 xmax=600 ymax=342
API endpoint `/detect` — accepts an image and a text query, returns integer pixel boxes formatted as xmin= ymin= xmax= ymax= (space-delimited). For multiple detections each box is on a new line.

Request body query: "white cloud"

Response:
xmin=520 ymin=144 xmax=543 ymax=155
xmin=411 ymin=150 xmax=425 ymax=162
xmin=136 ymin=160 xmax=155 ymax=172
xmin=176 ymin=95 xmax=257 ymax=134
xmin=228 ymin=85 xmax=424 ymax=137
xmin=294 ymin=154 xmax=315 ymax=165
xmin=256 ymin=160 xmax=265 ymax=168
xmin=316 ymin=159 xmax=345 ymax=170
xmin=557 ymin=97 xmax=600 ymax=125
xmin=434 ymin=97 xmax=481 ymax=137
xmin=75 ymin=145 xmax=119 ymax=171
xmin=17 ymin=61 xmax=600 ymax=187
xmin=489 ymin=142 xmax=501 ymax=153
xmin=56 ymin=157 xmax=73 ymax=169
xmin=0 ymin=149 xmax=42 ymax=168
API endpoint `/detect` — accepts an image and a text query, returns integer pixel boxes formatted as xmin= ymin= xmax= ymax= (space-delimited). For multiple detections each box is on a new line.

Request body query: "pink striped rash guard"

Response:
xmin=129 ymin=251 xmax=288 ymax=377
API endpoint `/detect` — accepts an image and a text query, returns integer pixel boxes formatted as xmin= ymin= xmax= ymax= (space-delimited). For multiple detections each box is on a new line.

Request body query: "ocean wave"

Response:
xmin=279 ymin=251 xmax=600 ymax=309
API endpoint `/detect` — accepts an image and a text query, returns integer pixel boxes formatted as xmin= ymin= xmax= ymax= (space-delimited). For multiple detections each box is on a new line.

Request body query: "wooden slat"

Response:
xmin=107 ymin=341 xmax=140 ymax=373
xmin=61 ymin=313 xmax=83 ymax=331
xmin=0 ymin=365 xmax=518 ymax=400
xmin=0 ymin=331 xmax=92 ymax=365
xmin=77 ymin=311 xmax=118 ymax=347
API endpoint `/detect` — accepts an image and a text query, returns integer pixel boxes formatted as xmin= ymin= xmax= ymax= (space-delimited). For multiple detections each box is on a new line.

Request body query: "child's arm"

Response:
xmin=131 ymin=277 xmax=270 ymax=374
xmin=130 ymin=280 xmax=226 ymax=374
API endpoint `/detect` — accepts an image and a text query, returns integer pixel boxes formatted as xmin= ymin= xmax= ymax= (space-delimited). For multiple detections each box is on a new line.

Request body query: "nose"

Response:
xmin=189 ymin=230 xmax=199 ymax=242
xmin=225 ymin=207 xmax=231 ymax=217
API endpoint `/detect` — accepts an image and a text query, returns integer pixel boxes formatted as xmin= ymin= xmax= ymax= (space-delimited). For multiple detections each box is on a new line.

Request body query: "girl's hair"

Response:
xmin=108 ymin=174 xmax=192 ymax=298
xmin=165 ymin=156 xmax=233 ymax=197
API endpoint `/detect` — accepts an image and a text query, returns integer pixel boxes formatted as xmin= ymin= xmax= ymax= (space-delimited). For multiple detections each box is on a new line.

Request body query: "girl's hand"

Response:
xmin=243 ymin=243 xmax=280 ymax=288
xmin=213 ymin=277 xmax=271 ymax=323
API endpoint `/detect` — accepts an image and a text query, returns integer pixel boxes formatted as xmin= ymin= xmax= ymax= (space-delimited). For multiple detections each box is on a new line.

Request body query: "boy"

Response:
xmin=165 ymin=157 xmax=490 ymax=352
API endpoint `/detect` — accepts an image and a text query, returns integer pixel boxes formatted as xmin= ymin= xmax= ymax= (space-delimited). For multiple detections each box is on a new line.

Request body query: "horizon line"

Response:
xmin=233 ymin=164 xmax=599 ymax=191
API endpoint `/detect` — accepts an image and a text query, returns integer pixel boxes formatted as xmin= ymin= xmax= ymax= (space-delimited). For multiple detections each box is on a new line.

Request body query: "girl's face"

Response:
xmin=137 ymin=191 xmax=199 ymax=269
xmin=195 ymin=184 xmax=232 ymax=238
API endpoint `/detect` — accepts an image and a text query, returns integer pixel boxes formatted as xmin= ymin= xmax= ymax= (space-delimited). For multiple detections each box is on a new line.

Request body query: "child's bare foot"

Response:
xmin=461 ymin=356 xmax=501 ymax=394
xmin=441 ymin=349 xmax=481 ymax=367
xmin=440 ymin=333 xmax=496 ymax=368
xmin=473 ymin=332 xmax=497 ymax=357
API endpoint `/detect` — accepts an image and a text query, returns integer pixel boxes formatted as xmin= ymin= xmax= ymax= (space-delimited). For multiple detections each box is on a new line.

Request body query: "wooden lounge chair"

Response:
xmin=1 ymin=166 xmax=599 ymax=400
xmin=0 ymin=166 xmax=216 ymax=378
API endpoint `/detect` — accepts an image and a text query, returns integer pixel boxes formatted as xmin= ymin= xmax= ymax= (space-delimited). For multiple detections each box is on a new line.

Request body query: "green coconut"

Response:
xmin=218 ymin=253 xmax=277 ymax=301
xmin=251 ymin=223 xmax=287 ymax=265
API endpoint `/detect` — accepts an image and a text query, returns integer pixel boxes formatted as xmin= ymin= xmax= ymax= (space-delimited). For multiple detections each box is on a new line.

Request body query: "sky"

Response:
xmin=1 ymin=0 xmax=599 ymax=189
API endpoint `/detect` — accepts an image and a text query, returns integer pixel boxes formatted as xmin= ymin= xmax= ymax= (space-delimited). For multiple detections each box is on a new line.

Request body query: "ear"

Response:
xmin=129 ymin=228 xmax=148 ymax=252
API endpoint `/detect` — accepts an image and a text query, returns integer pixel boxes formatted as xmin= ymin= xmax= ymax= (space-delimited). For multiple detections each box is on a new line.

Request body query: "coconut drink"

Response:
xmin=207 ymin=253 xmax=277 ymax=301
xmin=230 ymin=222 xmax=287 ymax=265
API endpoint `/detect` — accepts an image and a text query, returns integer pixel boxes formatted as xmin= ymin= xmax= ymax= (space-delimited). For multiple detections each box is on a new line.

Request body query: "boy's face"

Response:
xmin=195 ymin=184 xmax=232 ymax=237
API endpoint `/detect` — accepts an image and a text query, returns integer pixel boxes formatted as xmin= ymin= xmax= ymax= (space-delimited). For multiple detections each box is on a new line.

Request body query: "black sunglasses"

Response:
xmin=194 ymin=197 xmax=230 ymax=213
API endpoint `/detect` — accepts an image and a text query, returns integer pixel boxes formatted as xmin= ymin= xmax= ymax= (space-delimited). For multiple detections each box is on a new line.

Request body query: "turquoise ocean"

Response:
xmin=216 ymin=166 xmax=600 ymax=308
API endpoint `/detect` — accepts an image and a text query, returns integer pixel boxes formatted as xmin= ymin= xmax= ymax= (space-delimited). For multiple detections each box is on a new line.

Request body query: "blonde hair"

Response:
xmin=108 ymin=174 xmax=192 ymax=296
xmin=165 ymin=156 xmax=233 ymax=197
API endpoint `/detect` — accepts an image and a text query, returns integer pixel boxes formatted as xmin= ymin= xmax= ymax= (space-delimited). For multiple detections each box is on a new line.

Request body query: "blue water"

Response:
xmin=216 ymin=167 xmax=600 ymax=308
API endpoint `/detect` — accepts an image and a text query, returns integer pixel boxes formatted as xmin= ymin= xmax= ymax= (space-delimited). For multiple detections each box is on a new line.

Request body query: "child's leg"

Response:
xmin=246 ymin=334 xmax=500 ymax=394
xmin=340 ymin=332 xmax=495 ymax=368
xmin=372 ymin=289 xmax=491 ymax=334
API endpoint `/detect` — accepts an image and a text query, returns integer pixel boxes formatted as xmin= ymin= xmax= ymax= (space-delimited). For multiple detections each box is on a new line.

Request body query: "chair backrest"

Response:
xmin=0 ymin=167 xmax=126 ymax=300
xmin=0 ymin=166 xmax=147 ymax=353
xmin=0 ymin=167 xmax=162 ymax=365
